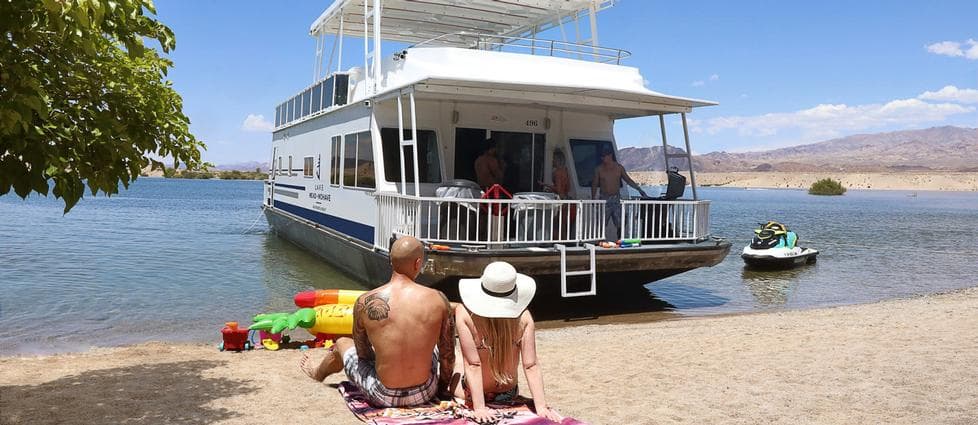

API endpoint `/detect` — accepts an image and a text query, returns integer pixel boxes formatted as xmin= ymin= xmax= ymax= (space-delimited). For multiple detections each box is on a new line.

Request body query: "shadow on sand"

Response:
xmin=0 ymin=360 xmax=255 ymax=425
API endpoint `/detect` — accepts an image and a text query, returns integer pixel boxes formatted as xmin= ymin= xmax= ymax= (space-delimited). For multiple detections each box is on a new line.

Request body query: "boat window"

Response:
xmin=343 ymin=134 xmax=356 ymax=186
xmin=301 ymin=89 xmax=310 ymax=118
xmin=380 ymin=128 xmax=441 ymax=183
xmin=323 ymin=76 xmax=335 ymax=110
xmin=303 ymin=156 xmax=314 ymax=178
xmin=334 ymin=74 xmax=349 ymax=106
xmin=454 ymin=128 xmax=544 ymax=192
xmin=342 ymin=132 xmax=375 ymax=189
xmin=330 ymin=135 xmax=341 ymax=186
xmin=275 ymin=105 xmax=281 ymax=127
xmin=569 ymin=139 xmax=615 ymax=186
xmin=357 ymin=131 xmax=375 ymax=189
xmin=311 ymin=83 xmax=322 ymax=114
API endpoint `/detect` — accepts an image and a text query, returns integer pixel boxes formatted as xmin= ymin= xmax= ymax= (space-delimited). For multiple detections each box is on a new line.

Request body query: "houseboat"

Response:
xmin=264 ymin=0 xmax=731 ymax=296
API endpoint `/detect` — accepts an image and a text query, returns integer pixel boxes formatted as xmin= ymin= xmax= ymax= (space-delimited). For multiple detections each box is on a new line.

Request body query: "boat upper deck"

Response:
xmin=311 ymin=0 xmax=613 ymax=46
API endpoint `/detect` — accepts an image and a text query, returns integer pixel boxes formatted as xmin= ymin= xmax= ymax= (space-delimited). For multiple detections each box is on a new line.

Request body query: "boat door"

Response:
xmin=453 ymin=128 xmax=545 ymax=193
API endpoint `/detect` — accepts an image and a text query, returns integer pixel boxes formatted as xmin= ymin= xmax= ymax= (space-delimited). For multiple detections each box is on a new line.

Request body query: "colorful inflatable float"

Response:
xmin=249 ymin=289 xmax=366 ymax=341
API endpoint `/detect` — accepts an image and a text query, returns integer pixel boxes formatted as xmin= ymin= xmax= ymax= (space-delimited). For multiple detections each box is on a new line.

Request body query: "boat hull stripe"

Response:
xmin=273 ymin=183 xmax=306 ymax=190
xmin=273 ymin=200 xmax=375 ymax=244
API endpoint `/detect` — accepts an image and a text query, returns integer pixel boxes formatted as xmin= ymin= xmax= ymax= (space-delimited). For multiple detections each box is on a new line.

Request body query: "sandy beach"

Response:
xmin=632 ymin=171 xmax=978 ymax=192
xmin=2 ymin=287 xmax=977 ymax=424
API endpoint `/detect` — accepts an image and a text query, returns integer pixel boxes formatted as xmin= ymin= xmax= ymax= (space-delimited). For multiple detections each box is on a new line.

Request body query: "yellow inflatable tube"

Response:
xmin=307 ymin=304 xmax=355 ymax=336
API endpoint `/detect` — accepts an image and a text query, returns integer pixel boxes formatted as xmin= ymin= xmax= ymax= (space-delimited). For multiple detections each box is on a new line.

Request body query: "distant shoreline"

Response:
xmin=632 ymin=171 xmax=978 ymax=192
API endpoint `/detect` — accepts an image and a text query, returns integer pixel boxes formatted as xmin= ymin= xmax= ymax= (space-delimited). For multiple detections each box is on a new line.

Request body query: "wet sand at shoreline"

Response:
xmin=632 ymin=171 xmax=978 ymax=192
xmin=2 ymin=287 xmax=976 ymax=424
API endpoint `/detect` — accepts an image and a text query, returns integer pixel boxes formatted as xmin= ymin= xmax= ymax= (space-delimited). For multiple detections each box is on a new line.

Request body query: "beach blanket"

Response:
xmin=338 ymin=381 xmax=587 ymax=425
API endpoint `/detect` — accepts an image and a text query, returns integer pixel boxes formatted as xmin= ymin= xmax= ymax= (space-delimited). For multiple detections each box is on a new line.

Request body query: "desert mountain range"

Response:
xmin=619 ymin=126 xmax=978 ymax=173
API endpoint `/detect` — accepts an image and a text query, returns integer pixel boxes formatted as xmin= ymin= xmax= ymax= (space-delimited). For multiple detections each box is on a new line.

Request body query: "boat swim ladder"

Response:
xmin=555 ymin=243 xmax=597 ymax=297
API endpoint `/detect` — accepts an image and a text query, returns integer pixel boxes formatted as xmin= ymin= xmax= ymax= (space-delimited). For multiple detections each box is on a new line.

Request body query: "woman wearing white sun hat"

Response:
xmin=454 ymin=261 xmax=562 ymax=424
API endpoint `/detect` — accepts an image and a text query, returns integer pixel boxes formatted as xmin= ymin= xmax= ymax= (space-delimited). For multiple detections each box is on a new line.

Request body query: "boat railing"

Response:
xmin=410 ymin=31 xmax=631 ymax=65
xmin=619 ymin=199 xmax=712 ymax=242
xmin=373 ymin=193 xmax=711 ymax=251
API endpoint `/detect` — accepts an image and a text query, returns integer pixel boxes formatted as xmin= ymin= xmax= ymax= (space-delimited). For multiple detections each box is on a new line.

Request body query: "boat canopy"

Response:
xmin=403 ymin=78 xmax=715 ymax=118
xmin=310 ymin=0 xmax=614 ymax=46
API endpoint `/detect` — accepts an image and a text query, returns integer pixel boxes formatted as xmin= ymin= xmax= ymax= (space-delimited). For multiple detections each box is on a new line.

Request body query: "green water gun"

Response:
xmin=249 ymin=308 xmax=317 ymax=334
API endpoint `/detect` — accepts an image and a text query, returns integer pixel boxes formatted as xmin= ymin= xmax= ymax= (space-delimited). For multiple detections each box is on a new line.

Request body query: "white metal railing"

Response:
xmin=619 ymin=199 xmax=712 ymax=242
xmin=411 ymin=32 xmax=631 ymax=65
xmin=374 ymin=193 xmax=711 ymax=250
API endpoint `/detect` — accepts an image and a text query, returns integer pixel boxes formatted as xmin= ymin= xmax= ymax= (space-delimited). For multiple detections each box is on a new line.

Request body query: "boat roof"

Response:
xmin=309 ymin=0 xmax=614 ymax=46
xmin=407 ymin=78 xmax=715 ymax=118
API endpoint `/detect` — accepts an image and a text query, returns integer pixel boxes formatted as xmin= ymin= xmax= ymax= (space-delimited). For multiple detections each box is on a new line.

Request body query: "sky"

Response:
xmin=154 ymin=1 xmax=978 ymax=164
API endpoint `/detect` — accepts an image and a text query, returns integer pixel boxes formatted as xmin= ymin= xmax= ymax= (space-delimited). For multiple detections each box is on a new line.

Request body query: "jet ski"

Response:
xmin=741 ymin=221 xmax=818 ymax=269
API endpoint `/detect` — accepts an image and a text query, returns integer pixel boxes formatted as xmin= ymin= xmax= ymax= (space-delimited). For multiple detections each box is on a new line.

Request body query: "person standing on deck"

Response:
xmin=300 ymin=236 xmax=456 ymax=407
xmin=591 ymin=146 xmax=648 ymax=240
xmin=474 ymin=141 xmax=504 ymax=190
xmin=541 ymin=149 xmax=575 ymax=239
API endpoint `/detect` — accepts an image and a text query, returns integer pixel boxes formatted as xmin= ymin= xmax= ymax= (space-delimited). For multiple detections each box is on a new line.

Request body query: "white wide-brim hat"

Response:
xmin=459 ymin=262 xmax=537 ymax=319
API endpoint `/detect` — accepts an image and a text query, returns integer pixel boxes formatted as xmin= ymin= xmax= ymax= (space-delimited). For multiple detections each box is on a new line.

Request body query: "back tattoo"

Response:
xmin=360 ymin=290 xmax=391 ymax=321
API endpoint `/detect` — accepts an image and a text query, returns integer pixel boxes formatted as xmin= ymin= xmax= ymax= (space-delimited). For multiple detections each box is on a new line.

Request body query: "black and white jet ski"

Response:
xmin=741 ymin=221 xmax=818 ymax=269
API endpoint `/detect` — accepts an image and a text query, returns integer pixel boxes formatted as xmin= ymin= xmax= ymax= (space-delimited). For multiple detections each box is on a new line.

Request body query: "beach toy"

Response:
xmin=618 ymin=238 xmax=641 ymax=248
xmin=261 ymin=338 xmax=280 ymax=351
xmin=259 ymin=330 xmax=282 ymax=343
xmin=294 ymin=289 xmax=366 ymax=308
xmin=250 ymin=304 xmax=355 ymax=339
xmin=220 ymin=321 xmax=252 ymax=352
xmin=599 ymin=241 xmax=617 ymax=248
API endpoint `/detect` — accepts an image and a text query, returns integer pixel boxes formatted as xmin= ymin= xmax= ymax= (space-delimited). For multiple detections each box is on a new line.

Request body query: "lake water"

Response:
xmin=1 ymin=179 xmax=976 ymax=355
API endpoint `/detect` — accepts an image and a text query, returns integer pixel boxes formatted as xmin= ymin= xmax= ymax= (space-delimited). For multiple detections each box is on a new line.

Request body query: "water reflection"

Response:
xmin=259 ymin=234 xmax=368 ymax=312
xmin=740 ymin=266 xmax=810 ymax=306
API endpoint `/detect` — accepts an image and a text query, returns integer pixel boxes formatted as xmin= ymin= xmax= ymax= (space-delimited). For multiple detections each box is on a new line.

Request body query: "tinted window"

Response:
xmin=275 ymin=105 xmax=281 ymax=127
xmin=454 ymin=128 xmax=543 ymax=192
xmin=343 ymin=134 xmax=357 ymax=187
xmin=356 ymin=131 xmax=375 ymax=189
xmin=380 ymin=128 xmax=441 ymax=183
xmin=301 ymin=90 xmax=310 ymax=117
xmin=330 ymin=135 xmax=341 ymax=186
xmin=569 ymin=139 xmax=614 ymax=186
xmin=323 ymin=76 xmax=335 ymax=110
xmin=334 ymin=74 xmax=349 ymax=106
xmin=311 ymin=83 xmax=323 ymax=114
xmin=303 ymin=156 xmax=314 ymax=177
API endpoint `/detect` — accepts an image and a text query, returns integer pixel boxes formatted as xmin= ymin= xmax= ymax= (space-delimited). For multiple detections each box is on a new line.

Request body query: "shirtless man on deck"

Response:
xmin=474 ymin=141 xmax=503 ymax=189
xmin=591 ymin=146 xmax=648 ymax=239
xmin=300 ymin=236 xmax=455 ymax=407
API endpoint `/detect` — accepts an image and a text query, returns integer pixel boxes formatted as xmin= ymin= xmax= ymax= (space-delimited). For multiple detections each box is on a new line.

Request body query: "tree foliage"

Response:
xmin=0 ymin=0 xmax=204 ymax=212
xmin=809 ymin=178 xmax=846 ymax=196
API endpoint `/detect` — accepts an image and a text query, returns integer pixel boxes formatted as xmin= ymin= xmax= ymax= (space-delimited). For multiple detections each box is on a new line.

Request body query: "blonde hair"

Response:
xmin=473 ymin=314 xmax=522 ymax=387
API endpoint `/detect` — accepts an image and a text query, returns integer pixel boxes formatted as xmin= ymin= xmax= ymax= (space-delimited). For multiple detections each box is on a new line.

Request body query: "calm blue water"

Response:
xmin=1 ymin=180 xmax=976 ymax=355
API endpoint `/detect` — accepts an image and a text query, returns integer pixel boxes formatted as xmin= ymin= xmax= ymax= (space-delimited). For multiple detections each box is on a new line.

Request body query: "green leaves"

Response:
xmin=0 ymin=0 xmax=204 ymax=213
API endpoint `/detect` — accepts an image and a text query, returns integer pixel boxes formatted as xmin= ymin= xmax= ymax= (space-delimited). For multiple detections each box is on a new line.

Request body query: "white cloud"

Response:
xmin=918 ymin=85 xmax=978 ymax=104
xmin=241 ymin=114 xmax=274 ymax=132
xmin=925 ymin=39 xmax=978 ymax=60
xmin=695 ymin=91 xmax=975 ymax=140
xmin=692 ymin=73 xmax=719 ymax=87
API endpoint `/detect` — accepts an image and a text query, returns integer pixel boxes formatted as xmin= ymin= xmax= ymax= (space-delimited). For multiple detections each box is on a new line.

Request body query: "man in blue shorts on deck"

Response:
xmin=592 ymin=146 xmax=648 ymax=240
xmin=300 ymin=236 xmax=455 ymax=407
